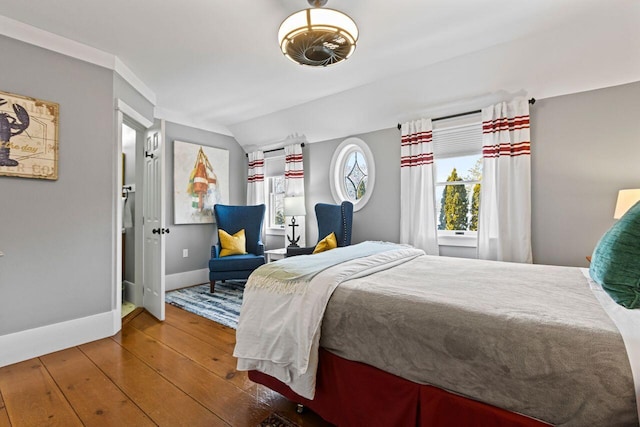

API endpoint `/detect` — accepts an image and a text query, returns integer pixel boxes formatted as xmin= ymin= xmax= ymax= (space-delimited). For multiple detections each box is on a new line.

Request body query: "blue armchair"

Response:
xmin=286 ymin=201 xmax=353 ymax=257
xmin=209 ymin=204 xmax=265 ymax=292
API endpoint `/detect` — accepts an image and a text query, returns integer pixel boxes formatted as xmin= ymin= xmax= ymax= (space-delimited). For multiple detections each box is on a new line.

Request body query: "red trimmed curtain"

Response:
xmin=478 ymin=98 xmax=532 ymax=263
xmin=247 ymin=150 xmax=265 ymax=205
xmin=400 ymin=119 xmax=439 ymax=255
xmin=284 ymin=143 xmax=305 ymax=247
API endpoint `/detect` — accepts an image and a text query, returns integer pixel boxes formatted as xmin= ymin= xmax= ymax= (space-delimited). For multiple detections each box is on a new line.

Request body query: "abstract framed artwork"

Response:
xmin=173 ymin=140 xmax=229 ymax=224
xmin=0 ymin=90 xmax=59 ymax=180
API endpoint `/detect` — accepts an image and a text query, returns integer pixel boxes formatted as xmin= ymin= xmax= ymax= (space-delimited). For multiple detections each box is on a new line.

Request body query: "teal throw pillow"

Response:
xmin=590 ymin=200 xmax=640 ymax=309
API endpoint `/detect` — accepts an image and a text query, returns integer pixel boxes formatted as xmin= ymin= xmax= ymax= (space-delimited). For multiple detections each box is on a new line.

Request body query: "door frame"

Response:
xmin=115 ymin=99 xmax=153 ymax=328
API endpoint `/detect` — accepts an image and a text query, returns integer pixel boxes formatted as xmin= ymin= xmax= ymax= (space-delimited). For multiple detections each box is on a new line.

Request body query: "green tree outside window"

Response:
xmin=438 ymin=168 xmax=469 ymax=231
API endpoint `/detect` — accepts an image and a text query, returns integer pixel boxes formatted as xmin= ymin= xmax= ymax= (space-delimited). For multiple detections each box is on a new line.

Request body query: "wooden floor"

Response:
xmin=0 ymin=304 xmax=332 ymax=427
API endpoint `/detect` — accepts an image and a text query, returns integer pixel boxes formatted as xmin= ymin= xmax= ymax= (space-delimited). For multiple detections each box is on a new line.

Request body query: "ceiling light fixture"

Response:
xmin=278 ymin=0 xmax=358 ymax=67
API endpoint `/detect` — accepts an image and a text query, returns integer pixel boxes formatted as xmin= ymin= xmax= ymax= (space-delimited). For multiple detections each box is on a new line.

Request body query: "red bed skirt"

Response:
xmin=249 ymin=348 xmax=550 ymax=427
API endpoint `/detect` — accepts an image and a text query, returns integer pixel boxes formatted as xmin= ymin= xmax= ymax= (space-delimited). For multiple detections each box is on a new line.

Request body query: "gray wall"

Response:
xmin=302 ymin=81 xmax=640 ymax=267
xmin=0 ymin=36 xmax=115 ymax=335
xmin=304 ymin=128 xmax=401 ymax=245
xmin=531 ymin=81 xmax=640 ymax=267
xmin=164 ymin=122 xmax=246 ymax=278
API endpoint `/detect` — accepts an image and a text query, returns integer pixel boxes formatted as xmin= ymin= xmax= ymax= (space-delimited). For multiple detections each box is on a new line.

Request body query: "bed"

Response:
xmin=234 ymin=242 xmax=640 ymax=426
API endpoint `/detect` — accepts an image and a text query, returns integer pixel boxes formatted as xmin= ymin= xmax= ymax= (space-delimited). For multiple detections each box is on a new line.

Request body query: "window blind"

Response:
xmin=432 ymin=113 xmax=482 ymax=159
xmin=264 ymin=154 xmax=285 ymax=177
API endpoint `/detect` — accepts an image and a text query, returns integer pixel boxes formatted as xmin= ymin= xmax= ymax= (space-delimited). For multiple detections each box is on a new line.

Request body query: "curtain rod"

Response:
xmin=245 ymin=142 xmax=305 ymax=157
xmin=397 ymin=97 xmax=536 ymax=130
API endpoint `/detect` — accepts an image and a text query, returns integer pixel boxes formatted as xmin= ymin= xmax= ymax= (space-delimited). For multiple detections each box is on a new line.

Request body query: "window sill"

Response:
xmin=266 ymin=228 xmax=285 ymax=236
xmin=438 ymin=234 xmax=477 ymax=248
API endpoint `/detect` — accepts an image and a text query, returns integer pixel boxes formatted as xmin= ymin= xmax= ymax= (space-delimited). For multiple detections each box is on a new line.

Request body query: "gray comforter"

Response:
xmin=319 ymin=255 xmax=637 ymax=426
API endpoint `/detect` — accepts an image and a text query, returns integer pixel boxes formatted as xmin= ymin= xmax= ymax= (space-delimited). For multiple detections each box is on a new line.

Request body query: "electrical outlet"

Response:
xmin=183 ymin=249 xmax=188 ymax=258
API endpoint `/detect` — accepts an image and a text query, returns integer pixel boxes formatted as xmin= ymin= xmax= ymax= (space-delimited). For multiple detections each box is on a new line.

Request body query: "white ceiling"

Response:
xmin=1 ymin=0 xmax=639 ymax=150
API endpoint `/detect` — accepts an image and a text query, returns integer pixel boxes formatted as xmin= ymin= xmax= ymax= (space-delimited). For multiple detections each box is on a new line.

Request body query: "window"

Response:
xmin=263 ymin=153 xmax=287 ymax=234
xmin=343 ymin=150 xmax=368 ymax=201
xmin=267 ymin=175 xmax=285 ymax=230
xmin=433 ymin=113 xmax=482 ymax=245
xmin=329 ymin=137 xmax=376 ymax=211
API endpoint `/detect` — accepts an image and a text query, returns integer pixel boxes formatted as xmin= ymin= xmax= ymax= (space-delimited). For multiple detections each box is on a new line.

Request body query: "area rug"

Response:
xmin=259 ymin=412 xmax=299 ymax=427
xmin=165 ymin=280 xmax=245 ymax=329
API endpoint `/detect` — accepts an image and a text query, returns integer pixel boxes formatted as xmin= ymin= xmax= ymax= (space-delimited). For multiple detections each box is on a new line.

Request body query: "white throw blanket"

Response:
xmin=234 ymin=242 xmax=424 ymax=399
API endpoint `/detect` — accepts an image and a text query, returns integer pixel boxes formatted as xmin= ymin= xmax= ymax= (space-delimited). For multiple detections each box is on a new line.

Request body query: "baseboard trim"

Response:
xmin=0 ymin=310 xmax=120 ymax=368
xmin=166 ymin=268 xmax=209 ymax=291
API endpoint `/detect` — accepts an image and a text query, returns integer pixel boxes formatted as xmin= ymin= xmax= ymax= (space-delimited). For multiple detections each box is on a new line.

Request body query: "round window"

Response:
xmin=329 ymin=137 xmax=375 ymax=211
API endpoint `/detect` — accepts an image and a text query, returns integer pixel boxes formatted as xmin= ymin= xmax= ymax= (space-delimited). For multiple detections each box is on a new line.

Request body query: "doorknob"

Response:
xmin=161 ymin=228 xmax=170 ymax=234
xmin=145 ymin=151 xmax=154 ymax=158
xmin=152 ymin=228 xmax=161 ymax=234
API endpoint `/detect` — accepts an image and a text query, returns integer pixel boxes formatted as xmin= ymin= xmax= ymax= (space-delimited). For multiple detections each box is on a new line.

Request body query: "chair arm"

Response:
xmin=286 ymin=246 xmax=315 ymax=257
xmin=211 ymin=244 xmax=221 ymax=258
xmin=256 ymin=242 xmax=265 ymax=256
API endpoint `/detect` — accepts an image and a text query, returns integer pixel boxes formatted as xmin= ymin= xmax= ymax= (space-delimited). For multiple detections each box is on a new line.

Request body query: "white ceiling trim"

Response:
xmin=0 ymin=15 xmax=156 ymax=106
xmin=0 ymin=15 xmax=112 ymax=68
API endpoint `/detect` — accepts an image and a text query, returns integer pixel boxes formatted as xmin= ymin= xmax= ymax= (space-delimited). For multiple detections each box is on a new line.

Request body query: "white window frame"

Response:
xmin=329 ymin=137 xmax=376 ymax=212
xmin=435 ymin=181 xmax=481 ymax=247
xmin=432 ymin=113 xmax=482 ymax=248
xmin=266 ymin=175 xmax=286 ymax=235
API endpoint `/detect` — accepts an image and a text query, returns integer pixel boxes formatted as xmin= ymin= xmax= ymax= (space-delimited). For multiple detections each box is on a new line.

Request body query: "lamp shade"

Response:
xmin=284 ymin=196 xmax=307 ymax=216
xmin=614 ymin=189 xmax=640 ymax=219
xmin=278 ymin=6 xmax=358 ymax=67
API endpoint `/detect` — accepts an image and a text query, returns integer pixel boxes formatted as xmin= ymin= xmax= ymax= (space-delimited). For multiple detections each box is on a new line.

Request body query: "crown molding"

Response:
xmin=0 ymin=14 xmax=156 ymax=105
xmin=0 ymin=14 xmax=239 ymax=137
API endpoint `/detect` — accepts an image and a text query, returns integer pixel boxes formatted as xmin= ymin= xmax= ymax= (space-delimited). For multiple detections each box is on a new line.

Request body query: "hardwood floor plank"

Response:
xmin=122 ymin=307 xmax=145 ymax=326
xmin=164 ymin=304 xmax=236 ymax=352
xmin=39 ymin=347 xmax=154 ymax=427
xmin=0 ymin=305 xmax=333 ymax=427
xmin=165 ymin=303 xmax=236 ymax=337
xmin=0 ymin=359 xmax=83 ymax=427
xmin=115 ymin=325 xmax=272 ymax=426
xmin=79 ymin=338 xmax=226 ymax=427
xmin=249 ymin=384 xmax=332 ymax=427
xmin=129 ymin=311 xmax=256 ymax=392
xmin=0 ymin=389 xmax=12 ymax=427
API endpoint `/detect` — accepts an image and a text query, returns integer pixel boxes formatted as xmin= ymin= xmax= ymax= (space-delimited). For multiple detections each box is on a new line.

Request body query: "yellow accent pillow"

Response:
xmin=313 ymin=232 xmax=338 ymax=254
xmin=218 ymin=229 xmax=247 ymax=257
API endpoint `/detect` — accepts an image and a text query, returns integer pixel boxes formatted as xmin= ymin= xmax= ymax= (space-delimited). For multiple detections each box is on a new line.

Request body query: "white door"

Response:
xmin=143 ymin=120 xmax=166 ymax=320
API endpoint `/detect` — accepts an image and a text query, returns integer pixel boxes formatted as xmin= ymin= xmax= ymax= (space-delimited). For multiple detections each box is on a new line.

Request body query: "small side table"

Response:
xmin=265 ymin=248 xmax=287 ymax=263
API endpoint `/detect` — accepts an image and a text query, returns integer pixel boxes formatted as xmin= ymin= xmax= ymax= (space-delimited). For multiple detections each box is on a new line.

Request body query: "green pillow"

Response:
xmin=590 ymin=201 xmax=640 ymax=308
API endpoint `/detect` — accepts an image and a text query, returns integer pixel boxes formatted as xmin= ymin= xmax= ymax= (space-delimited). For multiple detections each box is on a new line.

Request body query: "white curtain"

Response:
xmin=284 ymin=143 xmax=305 ymax=247
xmin=478 ymin=98 xmax=532 ymax=263
xmin=247 ymin=151 xmax=265 ymax=205
xmin=400 ymin=119 xmax=439 ymax=255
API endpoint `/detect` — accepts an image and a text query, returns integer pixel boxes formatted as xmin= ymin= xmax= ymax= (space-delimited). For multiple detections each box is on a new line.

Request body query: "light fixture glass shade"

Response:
xmin=284 ymin=196 xmax=307 ymax=216
xmin=614 ymin=189 xmax=640 ymax=219
xmin=278 ymin=7 xmax=358 ymax=67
